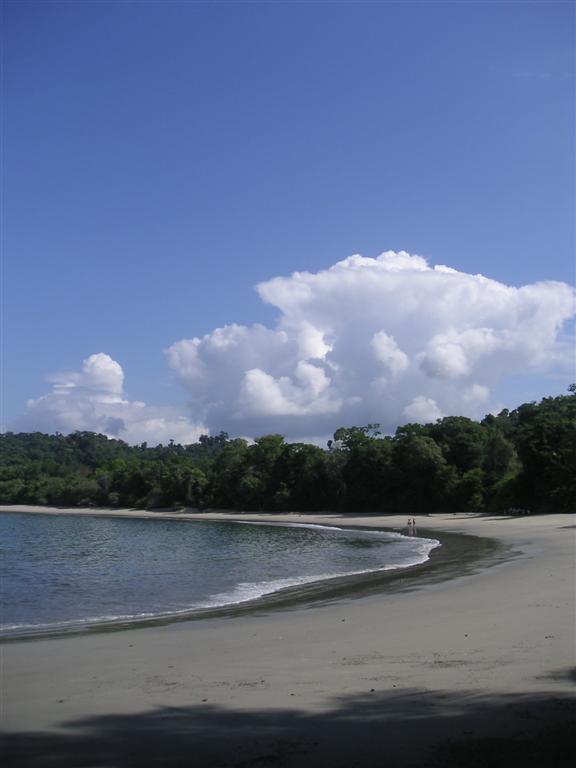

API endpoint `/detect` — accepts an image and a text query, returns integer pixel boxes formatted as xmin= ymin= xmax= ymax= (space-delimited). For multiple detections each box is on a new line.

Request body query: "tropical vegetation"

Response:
xmin=0 ymin=389 xmax=574 ymax=515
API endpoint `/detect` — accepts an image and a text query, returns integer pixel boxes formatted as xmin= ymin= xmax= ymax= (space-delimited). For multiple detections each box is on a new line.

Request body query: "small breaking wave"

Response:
xmin=0 ymin=515 xmax=440 ymax=639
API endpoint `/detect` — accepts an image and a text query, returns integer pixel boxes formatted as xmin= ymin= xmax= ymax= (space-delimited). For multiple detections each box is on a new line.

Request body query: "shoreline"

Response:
xmin=2 ymin=507 xmax=574 ymax=766
xmin=0 ymin=506 xmax=503 ymax=641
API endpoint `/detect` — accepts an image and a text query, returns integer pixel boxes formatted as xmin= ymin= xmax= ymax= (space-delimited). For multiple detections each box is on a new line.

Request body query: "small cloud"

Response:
xmin=513 ymin=70 xmax=553 ymax=81
xmin=403 ymin=396 xmax=444 ymax=424
xmin=13 ymin=353 xmax=206 ymax=445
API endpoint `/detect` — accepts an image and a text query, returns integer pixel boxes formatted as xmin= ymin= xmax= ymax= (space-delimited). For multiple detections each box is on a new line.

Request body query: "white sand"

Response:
xmin=1 ymin=507 xmax=574 ymax=767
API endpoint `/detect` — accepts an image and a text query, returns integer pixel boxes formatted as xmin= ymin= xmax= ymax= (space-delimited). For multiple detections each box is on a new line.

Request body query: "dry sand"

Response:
xmin=1 ymin=506 xmax=574 ymax=767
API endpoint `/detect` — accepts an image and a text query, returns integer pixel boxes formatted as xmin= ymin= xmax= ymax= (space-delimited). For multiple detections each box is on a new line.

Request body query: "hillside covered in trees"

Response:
xmin=1 ymin=389 xmax=574 ymax=515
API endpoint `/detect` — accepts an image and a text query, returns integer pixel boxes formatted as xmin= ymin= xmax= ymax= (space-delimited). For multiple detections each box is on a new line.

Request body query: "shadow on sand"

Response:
xmin=2 ymin=684 xmax=575 ymax=768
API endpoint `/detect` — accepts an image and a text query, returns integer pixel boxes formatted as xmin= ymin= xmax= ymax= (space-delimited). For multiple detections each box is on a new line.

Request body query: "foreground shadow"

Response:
xmin=2 ymin=687 xmax=574 ymax=768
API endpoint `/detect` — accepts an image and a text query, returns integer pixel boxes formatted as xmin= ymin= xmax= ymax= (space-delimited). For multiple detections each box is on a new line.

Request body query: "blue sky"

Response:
xmin=3 ymin=1 xmax=575 ymax=443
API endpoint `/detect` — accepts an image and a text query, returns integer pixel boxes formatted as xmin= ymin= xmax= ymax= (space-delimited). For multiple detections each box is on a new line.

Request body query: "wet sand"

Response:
xmin=1 ymin=507 xmax=574 ymax=767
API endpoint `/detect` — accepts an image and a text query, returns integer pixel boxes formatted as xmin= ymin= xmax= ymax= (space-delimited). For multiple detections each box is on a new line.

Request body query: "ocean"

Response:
xmin=0 ymin=512 xmax=440 ymax=637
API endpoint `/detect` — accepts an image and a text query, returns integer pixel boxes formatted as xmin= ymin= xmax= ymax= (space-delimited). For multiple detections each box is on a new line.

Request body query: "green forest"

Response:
xmin=1 ymin=389 xmax=574 ymax=515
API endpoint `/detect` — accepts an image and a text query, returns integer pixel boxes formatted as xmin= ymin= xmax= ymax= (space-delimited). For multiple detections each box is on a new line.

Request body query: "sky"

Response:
xmin=3 ymin=0 xmax=575 ymax=444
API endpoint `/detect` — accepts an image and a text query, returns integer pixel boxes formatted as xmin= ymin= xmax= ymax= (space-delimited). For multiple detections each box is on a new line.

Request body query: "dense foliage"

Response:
xmin=1 ymin=390 xmax=574 ymax=514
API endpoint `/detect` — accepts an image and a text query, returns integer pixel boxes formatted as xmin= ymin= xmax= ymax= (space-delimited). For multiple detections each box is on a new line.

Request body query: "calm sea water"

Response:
xmin=0 ymin=513 xmax=440 ymax=637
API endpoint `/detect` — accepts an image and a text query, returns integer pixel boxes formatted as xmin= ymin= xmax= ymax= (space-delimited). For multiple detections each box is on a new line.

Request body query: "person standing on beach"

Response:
xmin=412 ymin=518 xmax=417 ymax=535
xmin=407 ymin=518 xmax=413 ymax=535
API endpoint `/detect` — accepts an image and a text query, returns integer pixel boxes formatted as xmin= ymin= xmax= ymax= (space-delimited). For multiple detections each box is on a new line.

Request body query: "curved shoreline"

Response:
xmin=2 ymin=509 xmax=574 ymax=768
xmin=1 ymin=505 xmax=505 ymax=641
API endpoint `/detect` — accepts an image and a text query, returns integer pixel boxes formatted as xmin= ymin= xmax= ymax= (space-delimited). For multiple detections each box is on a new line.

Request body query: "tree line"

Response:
xmin=1 ymin=388 xmax=574 ymax=515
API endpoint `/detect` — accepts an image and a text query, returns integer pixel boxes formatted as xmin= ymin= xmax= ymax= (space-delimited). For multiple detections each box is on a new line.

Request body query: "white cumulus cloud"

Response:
xmin=166 ymin=250 xmax=575 ymax=438
xmin=403 ymin=396 xmax=444 ymax=424
xmin=371 ymin=331 xmax=410 ymax=375
xmin=14 ymin=353 xmax=206 ymax=445
xmin=12 ymin=251 xmax=575 ymax=444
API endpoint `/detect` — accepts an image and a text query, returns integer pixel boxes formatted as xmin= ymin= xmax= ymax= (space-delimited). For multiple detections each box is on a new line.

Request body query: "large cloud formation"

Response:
xmin=13 ymin=251 xmax=574 ymax=444
xmin=15 ymin=353 xmax=206 ymax=445
xmin=166 ymin=251 xmax=575 ymax=439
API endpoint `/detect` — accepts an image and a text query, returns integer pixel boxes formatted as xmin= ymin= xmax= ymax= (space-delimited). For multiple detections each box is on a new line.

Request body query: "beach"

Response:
xmin=1 ymin=507 xmax=574 ymax=767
